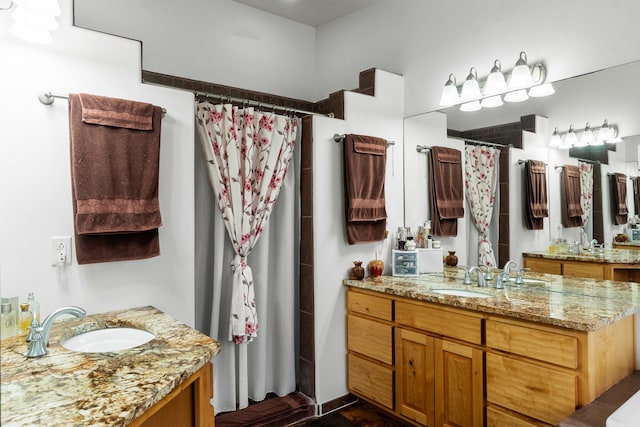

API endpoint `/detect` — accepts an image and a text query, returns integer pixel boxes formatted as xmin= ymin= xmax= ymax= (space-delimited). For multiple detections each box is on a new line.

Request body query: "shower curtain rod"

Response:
xmin=194 ymin=91 xmax=333 ymax=118
xmin=415 ymin=138 xmax=510 ymax=154
xmin=38 ymin=91 xmax=167 ymax=116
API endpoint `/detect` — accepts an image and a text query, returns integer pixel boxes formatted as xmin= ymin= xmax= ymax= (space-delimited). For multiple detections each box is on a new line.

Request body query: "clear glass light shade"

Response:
xmin=439 ymin=75 xmax=459 ymax=106
xmin=549 ymin=128 xmax=561 ymax=147
xmin=460 ymin=68 xmax=481 ymax=102
xmin=528 ymin=83 xmax=555 ymax=97
xmin=460 ymin=101 xmax=481 ymax=112
xmin=503 ymin=89 xmax=529 ymax=103
xmin=480 ymin=95 xmax=503 ymax=108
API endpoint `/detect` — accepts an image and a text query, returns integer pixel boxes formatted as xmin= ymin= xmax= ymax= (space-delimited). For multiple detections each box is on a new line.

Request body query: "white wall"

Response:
xmin=0 ymin=1 xmax=196 ymax=325
xmin=312 ymin=70 xmax=404 ymax=407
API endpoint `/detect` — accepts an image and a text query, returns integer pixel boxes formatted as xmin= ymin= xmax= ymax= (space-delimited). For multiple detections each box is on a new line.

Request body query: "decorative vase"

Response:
xmin=445 ymin=251 xmax=458 ymax=267
xmin=368 ymin=259 xmax=384 ymax=279
xmin=350 ymin=261 xmax=365 ymax=280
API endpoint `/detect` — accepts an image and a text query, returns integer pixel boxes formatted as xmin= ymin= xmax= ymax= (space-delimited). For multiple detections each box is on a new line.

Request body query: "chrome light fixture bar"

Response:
xmin=439 ymin=51 xmax=554 ymax=112
xmin=550 ymin=120 xmax=621 ymax=149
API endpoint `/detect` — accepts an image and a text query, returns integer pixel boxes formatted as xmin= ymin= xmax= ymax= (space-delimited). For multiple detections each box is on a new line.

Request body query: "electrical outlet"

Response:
xmin=51 ymin=236 xmax=72 ymax=266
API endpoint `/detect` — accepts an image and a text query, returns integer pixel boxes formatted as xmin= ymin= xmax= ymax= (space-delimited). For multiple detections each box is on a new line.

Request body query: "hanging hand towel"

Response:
xmin=69 ymin=93 xmax=163 ymax=264
xmin=429 ymin=146 xmax=464 ymax=236
xmin=524 ymin=160 xmax=548 ymax=230
xmin=611 ymin=173 xmax=628 ymax=225
xmin=561 ymin=165 xmax=583 ymax=228
xmin=343 ymin=134 xmax=387 ymax=244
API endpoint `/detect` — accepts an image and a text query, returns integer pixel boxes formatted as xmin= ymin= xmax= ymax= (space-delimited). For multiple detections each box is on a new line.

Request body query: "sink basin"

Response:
xmin=431 ymin=289 xmax=493 ymax=298
xmin=62 ymin=327 xmax=155 ymax=353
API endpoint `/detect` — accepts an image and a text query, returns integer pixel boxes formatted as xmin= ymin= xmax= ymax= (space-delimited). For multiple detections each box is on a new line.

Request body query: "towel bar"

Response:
xmin=38 ymin=91 xmax=167 ymax=116
xmin=333 ymin=133 xmax=395 ymax=147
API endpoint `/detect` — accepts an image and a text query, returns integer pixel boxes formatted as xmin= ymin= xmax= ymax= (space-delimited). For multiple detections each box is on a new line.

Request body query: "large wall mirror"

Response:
xmin=404 ymin=60 xmax=640 ymax=267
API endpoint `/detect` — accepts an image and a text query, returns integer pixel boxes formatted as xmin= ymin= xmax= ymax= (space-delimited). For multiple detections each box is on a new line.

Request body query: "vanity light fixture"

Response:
xmin=3 ymin=0 xmax=61 ymax=44
xmin=439 ymin=51 xmax=554 ymax=111
xmin=551 ymin=120 xmax=620 ymax=149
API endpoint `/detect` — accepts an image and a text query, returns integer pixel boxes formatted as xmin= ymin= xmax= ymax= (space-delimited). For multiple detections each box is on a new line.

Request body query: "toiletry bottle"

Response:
xmin=415 ymin=226 xmax=426 ymax=248
xmin=27 ymin=292 xmax=40 ymax=323
xmin=1 ymin=302 xmax=17 ymax=339
xmin=18 ymin=303 xmax=31 ymax=336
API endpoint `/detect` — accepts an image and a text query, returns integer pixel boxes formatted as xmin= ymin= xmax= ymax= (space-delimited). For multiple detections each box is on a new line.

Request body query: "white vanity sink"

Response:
xmin=431 ymin=288 xmax=493 ymax=298
xmin=62 ymin=327 xmax=155 ymax=353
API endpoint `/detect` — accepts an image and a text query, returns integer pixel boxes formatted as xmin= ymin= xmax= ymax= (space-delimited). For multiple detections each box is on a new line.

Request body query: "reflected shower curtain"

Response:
xmin=579 ymin=161 xmax=594 ymax=245
xmin=464 ymin=145 xmax=499 ymax=267
xmin=195 ymin=102 xmax=299 ymax=412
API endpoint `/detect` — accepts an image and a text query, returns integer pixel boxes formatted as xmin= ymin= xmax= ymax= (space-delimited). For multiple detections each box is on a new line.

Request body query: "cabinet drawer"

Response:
xmin=348 ymin=353 xmax=394 ymax=410
xmin=486 ymin=320 xmax=578 ymax=368
xmin=562 ymin=262 xmax=604 ymax=280
xmin=487 ymin=405 xmax=553 ymax=427
xmin=486 ymin=353 xmax=577 ymax=425
xmin=348 ymin=314 xmax=393 ymax=365
xmin=395 ymin=301 xmax=482 ymax=345
xmin=523 ymin=257 xmax=561 ymax=275
xmin=348 ymin=290 xmax=393 ymax=321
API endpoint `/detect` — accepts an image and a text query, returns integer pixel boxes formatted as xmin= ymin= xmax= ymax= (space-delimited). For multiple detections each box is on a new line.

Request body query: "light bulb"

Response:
xmin=460 ymin=68 xmax=481 ymax=102
xmin=507 ymin=51 xmax=534 ymax=90
xmin=439 ymin=74 xmax=459 ymax=107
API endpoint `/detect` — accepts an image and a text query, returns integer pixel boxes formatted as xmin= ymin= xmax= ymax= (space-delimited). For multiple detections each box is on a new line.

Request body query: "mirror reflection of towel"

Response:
xmin=611 ymin=173 xmax=628 ymax=225
xmin=343 ymin=134 xmax=387 ymax=244
xmin=524 ymin=160 xmax=548 ymax=230
xmin=561 ymin=165 xmax=583 ymax=228
xmin=429 ymin=146 xmax=464 ymax=236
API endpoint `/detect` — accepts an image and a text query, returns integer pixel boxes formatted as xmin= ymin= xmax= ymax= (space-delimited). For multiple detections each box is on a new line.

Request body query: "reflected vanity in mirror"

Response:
xmin=404 ymin=60 xmax=640 ymax=268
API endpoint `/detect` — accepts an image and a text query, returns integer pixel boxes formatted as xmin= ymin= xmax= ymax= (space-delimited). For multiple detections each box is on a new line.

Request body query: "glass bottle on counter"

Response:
xmin=27 ymin=292 xmax=40 ymax=323
xmin=18 ymin=303 xmax=31 ymax=336
xmin=1 ymin=302 xmax=17 ymax=339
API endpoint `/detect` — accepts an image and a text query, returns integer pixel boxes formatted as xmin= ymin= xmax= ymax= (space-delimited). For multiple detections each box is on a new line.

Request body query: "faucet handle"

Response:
xmin=25 ymin=325 xmax=47 ymax=358
xmin=25 ymin=313 xmax=40 ymax=342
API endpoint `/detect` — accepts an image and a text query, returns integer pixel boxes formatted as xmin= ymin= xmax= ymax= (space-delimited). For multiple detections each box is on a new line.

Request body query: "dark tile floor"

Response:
xmin=292 ymin=400 xmax=411 ymax=427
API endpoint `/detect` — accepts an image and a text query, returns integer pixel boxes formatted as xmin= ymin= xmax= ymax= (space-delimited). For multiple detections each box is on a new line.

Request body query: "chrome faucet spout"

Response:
xmin=26 ymin=306 xmax=86 ymax=358
xmin=502 ymin=260 xmax=518 ymax=275
xmin=468 ymin=266 xmax=487 ymax=288
xmin=589 ymin=239 xmax=599 ymax=254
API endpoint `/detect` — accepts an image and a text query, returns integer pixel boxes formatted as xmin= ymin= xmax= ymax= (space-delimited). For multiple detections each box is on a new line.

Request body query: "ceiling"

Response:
xmin=233 ymin=0 xmax=383 ymax=27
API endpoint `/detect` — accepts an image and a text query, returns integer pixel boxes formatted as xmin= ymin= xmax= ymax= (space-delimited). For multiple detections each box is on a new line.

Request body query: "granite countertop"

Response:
xmin=523 ymin=249 xmax=640 ymax=264
xmin=344 ymin=269 xmax=640 ymax=331
xmin=613 ymin=241 xmax=640 ymax=248
xmin=0 ymin=306 xmax=220 ymax=427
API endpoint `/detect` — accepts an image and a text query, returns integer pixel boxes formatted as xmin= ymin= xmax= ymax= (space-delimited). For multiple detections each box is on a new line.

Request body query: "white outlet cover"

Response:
xmin=51 ymin=236 xmax=72 ymax=266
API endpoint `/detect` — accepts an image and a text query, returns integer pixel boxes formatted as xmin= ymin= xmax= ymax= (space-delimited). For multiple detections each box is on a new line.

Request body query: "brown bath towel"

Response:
xmin=560 ymin=165 xmax=583 ymax=228
xmin=343 ymin=134 xmax=387 ymax=244
xmin=524 ymin=160 xmax=548 ymax=230
xmin=611 ymin=173 xmax=628 ymax=225
xmin=69 ymin=93 xmax=163 ymax=264
xmin=429 ymin=146 xmax=464 ymax=236
xmin=633 ymin=177 xmax=640 ymax=216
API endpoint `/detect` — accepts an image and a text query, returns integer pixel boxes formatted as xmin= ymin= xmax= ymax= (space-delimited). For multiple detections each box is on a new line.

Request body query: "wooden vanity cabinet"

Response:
xmin=347 ymin=288 xmax=484 ymax=427
xmin=131 ymin=362 xmax=214 ymax=427
xmin=523 ymin=254 xmax=640 ymax=281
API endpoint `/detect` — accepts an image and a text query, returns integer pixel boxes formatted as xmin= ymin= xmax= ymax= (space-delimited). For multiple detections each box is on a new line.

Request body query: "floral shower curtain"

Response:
xmin=464 ymin=145 xmax=500 ymax=267
xmin=195 ymin=102 xmax=298 ymax=409
xmin=579 ymin=161 xmax=594 ymax=245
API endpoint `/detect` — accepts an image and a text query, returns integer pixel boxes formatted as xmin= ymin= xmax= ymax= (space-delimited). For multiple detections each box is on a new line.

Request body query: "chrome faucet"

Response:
xmin=26 ymin=306 xmax=86 ymax=358
xmin=468 ymin=266 xmax=487 ymax=288
xmin=589 ymin=239 xmax=599 ymax=254
xmin=478 ymin=265 xmax=493 ymax=281
xmin=457 ymin=266 xmax=473 ymax=284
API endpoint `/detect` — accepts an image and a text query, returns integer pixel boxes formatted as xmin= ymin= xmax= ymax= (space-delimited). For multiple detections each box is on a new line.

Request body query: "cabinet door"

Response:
xmin=435 ymin=340 xmax=484 ymax=427
xmin=395 ymin=327 xmax=435 ymax=426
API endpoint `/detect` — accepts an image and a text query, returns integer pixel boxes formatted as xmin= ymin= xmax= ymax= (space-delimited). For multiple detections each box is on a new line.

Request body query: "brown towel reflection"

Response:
xmin=524 ymin=160 xmax=548 ymax=230
xmin=429 ymin=146 xmax=464 ymax=236
xmin=561 ymin=165 xmax=583 ymax=228
xmin=632 ymin=177 xmax=640 ymax=216
xmin=611 ymin=173 xmax=628 ymax=225
xmin=343 ymin=134 xmax=387 ymax=244
xmin=69 ymin=93 xmax=163 ymax=264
